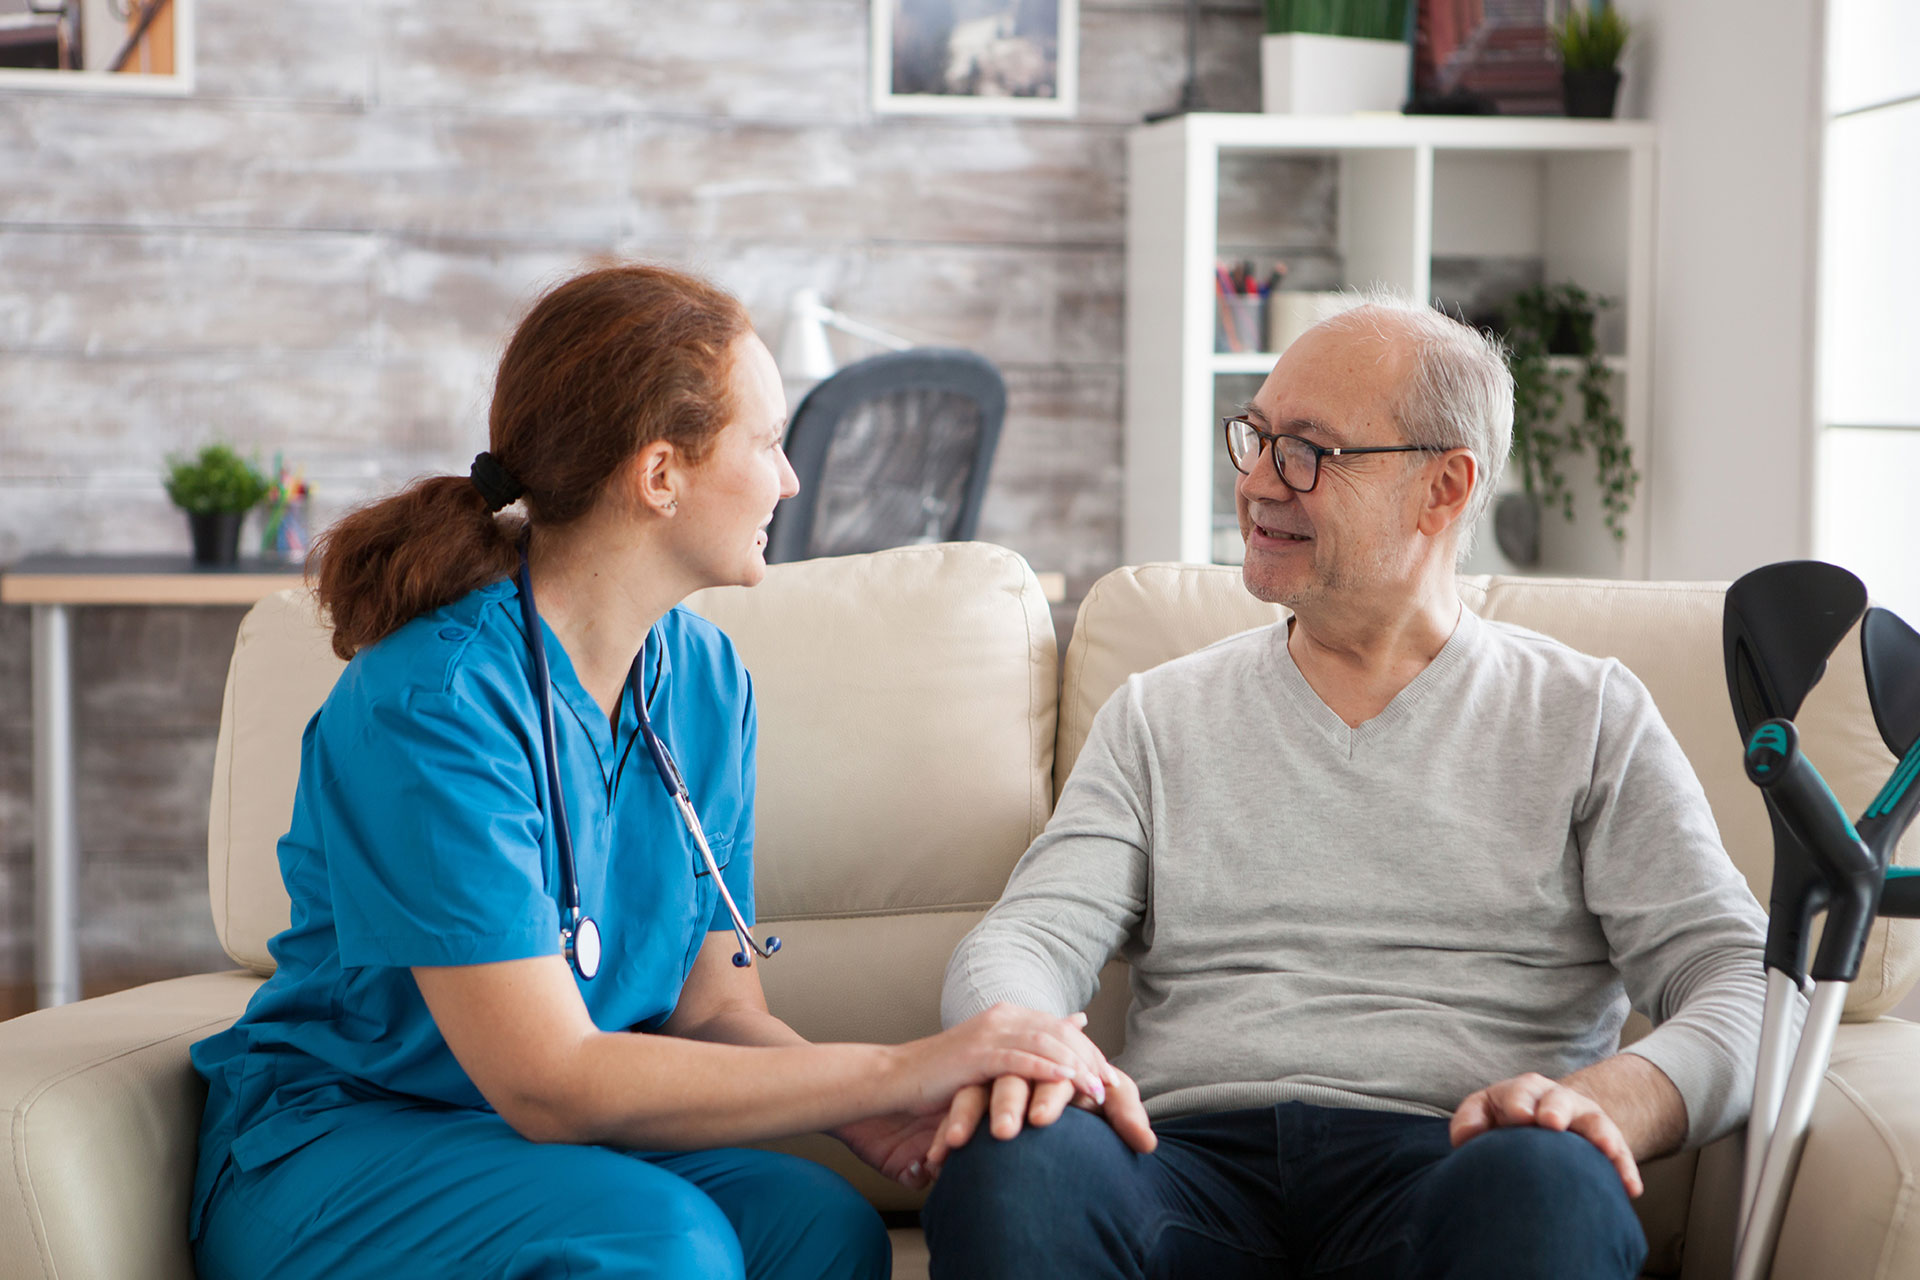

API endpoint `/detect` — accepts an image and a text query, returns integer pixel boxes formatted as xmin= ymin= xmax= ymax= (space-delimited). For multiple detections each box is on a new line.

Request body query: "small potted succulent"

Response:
xmin=163 ymin=443 xmax=271 ymax=567
xmin=1555 ymin=2 xmax=1629 ymax=119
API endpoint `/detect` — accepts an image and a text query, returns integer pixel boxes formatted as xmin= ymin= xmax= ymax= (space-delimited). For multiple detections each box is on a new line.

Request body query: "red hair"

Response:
xmin=313 ymin=263 xmax=751 ymax=660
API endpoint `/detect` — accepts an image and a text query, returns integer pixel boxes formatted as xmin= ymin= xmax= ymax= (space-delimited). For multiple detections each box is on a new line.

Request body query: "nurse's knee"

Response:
xmin=506 ymin=1178 xmax=746 ymax=1280
xmin=749 ymin=1157 xmax=889 ymax=1280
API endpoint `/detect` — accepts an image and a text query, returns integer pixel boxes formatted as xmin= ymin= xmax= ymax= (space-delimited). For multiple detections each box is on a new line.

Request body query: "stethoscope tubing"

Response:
xmin=516 ymin=555 xmax=586 ymax=931
xmin=516 ymin=547 xmax=778 ymax=977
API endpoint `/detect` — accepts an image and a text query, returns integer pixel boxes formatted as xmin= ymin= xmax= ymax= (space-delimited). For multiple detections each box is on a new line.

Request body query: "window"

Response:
xmin=1816 ymin=0 xmax=1920 ymax=618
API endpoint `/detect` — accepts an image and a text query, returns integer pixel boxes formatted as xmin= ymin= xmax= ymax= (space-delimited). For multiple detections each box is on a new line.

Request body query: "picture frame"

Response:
xmin=872 ymin=0 xmax=1078 ymax=118
xmin=0 ymin=0 xmax=195 ymax=96
xmin=1414 ymin=0 xmax=1562 ymax=116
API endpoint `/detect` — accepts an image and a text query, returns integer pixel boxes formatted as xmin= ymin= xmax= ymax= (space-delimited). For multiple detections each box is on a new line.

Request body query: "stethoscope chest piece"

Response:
xmin=567 ymin=915 xmax=602 ymax=981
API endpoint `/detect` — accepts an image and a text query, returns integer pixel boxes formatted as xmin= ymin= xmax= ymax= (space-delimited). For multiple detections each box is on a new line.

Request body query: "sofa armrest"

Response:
xmin=1682 ymin=1017 xmax=1920 ymax=1280
xmin=0 ymin=972 xmax=258 ymax=1280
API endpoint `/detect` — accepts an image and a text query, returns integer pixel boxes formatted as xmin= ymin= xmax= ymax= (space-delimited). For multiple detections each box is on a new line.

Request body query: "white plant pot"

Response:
xmin=1260 ymin=33 xmax=1411 ymax=116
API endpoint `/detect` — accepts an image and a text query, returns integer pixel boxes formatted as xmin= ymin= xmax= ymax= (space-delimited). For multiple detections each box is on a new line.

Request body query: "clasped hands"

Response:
xmin=920 ymin=1011 xmax=1159 ymax=1182
xmin=834 ymin=1010 xmax=1155 ymax=1193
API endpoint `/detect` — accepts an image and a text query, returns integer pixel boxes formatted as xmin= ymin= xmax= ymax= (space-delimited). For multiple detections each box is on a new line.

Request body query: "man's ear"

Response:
xmin=1417 ymin=449 xmax=1478 ymax=539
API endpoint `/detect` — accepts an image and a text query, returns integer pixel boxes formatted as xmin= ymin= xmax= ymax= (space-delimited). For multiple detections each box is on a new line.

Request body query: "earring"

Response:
xmin=665 ymin=500 xmax=678 ymax=513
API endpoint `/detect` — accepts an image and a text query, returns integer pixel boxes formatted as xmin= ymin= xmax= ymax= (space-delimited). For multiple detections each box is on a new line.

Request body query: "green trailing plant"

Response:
xmin=1262 ymin=0 xmax=1409 ymax=41
xmin=163 ymin=443 xmax=271 ymax=515
xmin=1502 ymin=282 xmax=1638 ymax=541
xmin=1553 ymin=2 xmax=1629 ymax=71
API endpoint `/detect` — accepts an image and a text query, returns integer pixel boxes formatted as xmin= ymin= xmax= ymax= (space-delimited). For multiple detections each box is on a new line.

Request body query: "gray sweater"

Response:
xmin=944 ymin=607 xmax=1771 ymax=1149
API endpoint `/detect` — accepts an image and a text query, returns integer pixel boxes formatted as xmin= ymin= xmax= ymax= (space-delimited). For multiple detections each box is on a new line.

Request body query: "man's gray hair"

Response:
xmin=1318 ymin=292 xmax=1513 ymax=560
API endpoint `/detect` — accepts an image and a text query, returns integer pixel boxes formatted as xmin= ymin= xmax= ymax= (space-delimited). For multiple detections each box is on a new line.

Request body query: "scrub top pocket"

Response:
xmin=694 ymin=831 xmax=733 ymax=879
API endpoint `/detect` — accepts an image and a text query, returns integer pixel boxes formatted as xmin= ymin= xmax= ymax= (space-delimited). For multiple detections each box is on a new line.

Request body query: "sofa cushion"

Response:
xmin=1058 ymin=565 xmax=1918 ymax=1019
xmin=208 ymin=588 xmax=345 ymax=976
xmin=686 ymin=543 xmax=1057 ymax=923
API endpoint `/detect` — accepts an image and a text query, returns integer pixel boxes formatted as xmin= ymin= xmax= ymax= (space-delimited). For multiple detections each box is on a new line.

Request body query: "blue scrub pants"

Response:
xmin=195 ymin=1102 xmax=891 ymax=1280
xmin=921 ymin=1102 xmax=1646 ymax=1279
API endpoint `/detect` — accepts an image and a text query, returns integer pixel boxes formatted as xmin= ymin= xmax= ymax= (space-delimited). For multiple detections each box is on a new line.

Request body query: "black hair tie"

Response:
xmin=469 ymin=451 xmax=524 ymax=512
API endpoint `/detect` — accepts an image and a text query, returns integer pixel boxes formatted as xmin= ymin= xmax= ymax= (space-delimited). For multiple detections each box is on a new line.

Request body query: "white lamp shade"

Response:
xmin=779 ymin=288 xmax=838 ymax=381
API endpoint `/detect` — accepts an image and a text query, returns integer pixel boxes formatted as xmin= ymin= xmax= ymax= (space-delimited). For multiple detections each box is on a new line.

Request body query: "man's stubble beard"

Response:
xmin=1255 ymin=532 xmax=1405 ymax=613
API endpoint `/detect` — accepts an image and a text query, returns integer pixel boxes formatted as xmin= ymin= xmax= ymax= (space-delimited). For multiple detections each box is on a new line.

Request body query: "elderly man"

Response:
xmin=919 ymin=299 xmax=1768 ymax=1279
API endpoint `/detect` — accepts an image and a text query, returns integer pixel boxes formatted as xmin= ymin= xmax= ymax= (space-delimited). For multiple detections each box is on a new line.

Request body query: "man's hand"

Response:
xmin=1450 ymin=1072 xmax=1644 ymax=1198
xmin=922 ymin=1059 xmax=1156 ymax=1178
xmin=835 ymin=1110 xmax=946 ymax=1190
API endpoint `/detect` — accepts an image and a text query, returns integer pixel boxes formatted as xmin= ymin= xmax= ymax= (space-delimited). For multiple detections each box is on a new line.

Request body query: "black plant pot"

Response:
xmin=187 ymin=511 xmax=245 ymax=567
xmin=1563 ymin=68 xmax=1621 ymax=119
xmin=1495 ymin=491 xmax=1543 ymax=567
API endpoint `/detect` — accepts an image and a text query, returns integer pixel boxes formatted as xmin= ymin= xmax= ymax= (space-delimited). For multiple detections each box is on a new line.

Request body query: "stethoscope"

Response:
xmin=515 ymin=548 xmax=781 ymax=980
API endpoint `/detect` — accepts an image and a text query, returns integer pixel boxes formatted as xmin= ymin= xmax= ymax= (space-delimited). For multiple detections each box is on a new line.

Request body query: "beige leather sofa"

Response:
xmin=2 ymin=543 xmax=1916 ymax=1280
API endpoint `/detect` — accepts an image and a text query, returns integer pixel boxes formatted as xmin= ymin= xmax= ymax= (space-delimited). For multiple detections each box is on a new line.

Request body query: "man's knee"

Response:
xmin=929 ymin=1107 xmax=1122 ymax=1219
xmin=1429 ymin=1128 xmax=1645 ymax=1276
xmin=923 ymin=1107 xmax=1137 ymax=1273
xmin=1448 ymin=1126 xmax=1630 ymax=1206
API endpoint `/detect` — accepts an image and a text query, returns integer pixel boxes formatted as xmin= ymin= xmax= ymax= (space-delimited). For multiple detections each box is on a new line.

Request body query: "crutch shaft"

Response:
xmin=1738 ymin=969 xmax=1802 ymax=1243
xmin=1733 ymin=981 xmax=1847 ymax=1280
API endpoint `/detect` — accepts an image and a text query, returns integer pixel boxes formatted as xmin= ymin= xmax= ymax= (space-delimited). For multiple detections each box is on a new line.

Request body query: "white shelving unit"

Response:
xmin=1124 ymin=113 xmax=1657 ymax=577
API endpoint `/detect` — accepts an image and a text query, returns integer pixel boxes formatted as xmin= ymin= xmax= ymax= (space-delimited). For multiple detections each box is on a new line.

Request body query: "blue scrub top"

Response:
xmin=189 ymin=576 xmax=757 ymax=1236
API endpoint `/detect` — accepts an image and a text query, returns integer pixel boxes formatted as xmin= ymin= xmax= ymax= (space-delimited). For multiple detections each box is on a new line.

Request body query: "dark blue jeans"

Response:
xmin=922 ymin=1102 xmax=1646 ymax=1280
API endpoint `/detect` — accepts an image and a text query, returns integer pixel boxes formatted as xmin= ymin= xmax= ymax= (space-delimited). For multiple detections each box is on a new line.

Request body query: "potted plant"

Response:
xmin=1261 ymin=0 xmax=1411 ymax=116
xmin=163 ymin=443 xmax=271 ymax=567
xmin=1554 ymin=2 xmax=1629 ymax=119
xmin=1494 ymin=282 xmax=1638 ymax=565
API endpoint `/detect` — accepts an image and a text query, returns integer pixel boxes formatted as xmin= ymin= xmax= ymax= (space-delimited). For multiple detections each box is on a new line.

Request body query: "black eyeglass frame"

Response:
xmin=1221 ymin=416 xmax=1446 ymax=494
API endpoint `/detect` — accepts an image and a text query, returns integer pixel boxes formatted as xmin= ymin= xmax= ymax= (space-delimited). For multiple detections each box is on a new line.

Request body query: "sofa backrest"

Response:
xmin=208 ymin=543 xmax=1059 ymax=1056
xmin=681 ymin=544 xmax=1058 ymax=1047
xmin=207 ymin=589 xmax=347 ymax=975
xmin=1058 ymin=565 xmax=1920 ymax=1020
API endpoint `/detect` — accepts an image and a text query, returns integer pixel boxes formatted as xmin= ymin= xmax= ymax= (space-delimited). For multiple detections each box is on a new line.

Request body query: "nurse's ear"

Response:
xmin=626 ymin=441 xmax=682 ymax=518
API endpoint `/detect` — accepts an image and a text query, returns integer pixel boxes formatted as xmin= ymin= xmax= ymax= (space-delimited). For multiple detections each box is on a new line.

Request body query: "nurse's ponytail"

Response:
xmin=312 ymin=263 xmax=751 ymax=661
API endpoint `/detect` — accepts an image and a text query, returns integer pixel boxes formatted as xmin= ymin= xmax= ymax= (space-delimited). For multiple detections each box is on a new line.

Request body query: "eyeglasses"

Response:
xmin=1222 ymin=416 xmax=1444 ymax=494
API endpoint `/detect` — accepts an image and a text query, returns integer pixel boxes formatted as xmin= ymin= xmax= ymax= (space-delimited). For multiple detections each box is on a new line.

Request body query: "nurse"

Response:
xmin=188 ymin=264 xmax=1128 ymax=1280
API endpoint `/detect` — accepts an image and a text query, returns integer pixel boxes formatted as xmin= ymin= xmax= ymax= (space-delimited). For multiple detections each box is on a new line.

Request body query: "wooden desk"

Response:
xmin=1 ymin=555 xmax=307 ymax=1009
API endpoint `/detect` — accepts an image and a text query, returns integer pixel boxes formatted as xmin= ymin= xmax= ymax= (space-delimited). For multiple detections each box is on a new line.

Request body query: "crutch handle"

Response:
xmin=1883 ymin=869 xmax=1920 ymax=918
xmin=1746 ymin=719 xmax=1880 ymax=982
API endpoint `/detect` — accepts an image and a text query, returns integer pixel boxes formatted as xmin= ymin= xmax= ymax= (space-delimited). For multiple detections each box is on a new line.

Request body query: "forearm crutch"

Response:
xmin=1727 ymin=583 xmax=1920 ymax=1280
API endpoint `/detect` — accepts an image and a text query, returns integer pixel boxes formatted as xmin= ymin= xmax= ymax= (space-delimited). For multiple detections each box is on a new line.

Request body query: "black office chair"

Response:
xmin=765 ymin=348 xmax=1006 ymax=564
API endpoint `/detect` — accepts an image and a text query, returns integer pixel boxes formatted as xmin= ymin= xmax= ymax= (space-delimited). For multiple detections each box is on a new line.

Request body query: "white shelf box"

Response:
xmin=1125 ymin=114 xmax=1656 ymax=576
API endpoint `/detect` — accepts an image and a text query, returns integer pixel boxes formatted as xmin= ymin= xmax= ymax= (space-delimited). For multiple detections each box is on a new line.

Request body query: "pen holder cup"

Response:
xmin=262 ymin=496 xmax=311 ymax=561
xmin=1215 ymin=295 xmax=1267 ymax=355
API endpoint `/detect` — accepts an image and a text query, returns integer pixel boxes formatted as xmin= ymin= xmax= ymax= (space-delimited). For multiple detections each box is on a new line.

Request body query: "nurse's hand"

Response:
xmin=888 ymin=1004 xmax=1111 ymax=1116
xmin=834 ymin=1111 xmax=945 ymax=1190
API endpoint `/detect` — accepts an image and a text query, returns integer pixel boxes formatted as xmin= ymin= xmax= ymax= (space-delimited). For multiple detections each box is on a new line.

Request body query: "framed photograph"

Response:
xmin=872 ymin=0 xmax=1077 ymax=118
xmin=0 ymin=0 xmax=195 ymax=96
xmin=1414 ymin=0 xmax=1562 ymax=116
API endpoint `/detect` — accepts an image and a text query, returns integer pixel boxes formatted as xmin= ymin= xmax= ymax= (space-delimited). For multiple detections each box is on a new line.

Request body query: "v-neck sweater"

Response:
xmin=944 ymin=608 xmax=1771 ymax=1149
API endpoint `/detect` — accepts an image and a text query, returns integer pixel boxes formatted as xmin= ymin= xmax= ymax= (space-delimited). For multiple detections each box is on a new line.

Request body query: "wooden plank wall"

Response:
xmin=0 ymin=0 xmax=1327 ymax=992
